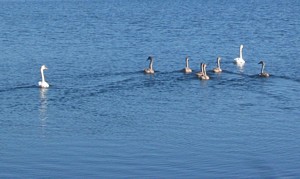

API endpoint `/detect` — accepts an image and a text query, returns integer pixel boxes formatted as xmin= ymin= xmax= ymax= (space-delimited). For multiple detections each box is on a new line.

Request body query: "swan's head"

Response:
xmin=258 ymin=61 xmax=265 ymax=65
xmin=240 ymin=44 xmax=244 ymax=49
xmin=217 ymin=57 xmax=221 ymax=61
xmin=147 ymin=56 xmax=153 ymax=61
xmin=41 ymin=65 xmax=48 ymax=70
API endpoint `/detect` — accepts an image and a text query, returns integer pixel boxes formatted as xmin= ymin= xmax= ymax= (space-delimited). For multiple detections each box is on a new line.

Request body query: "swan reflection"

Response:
xmin=39 ymin=88 xmax=48 ymax=124
xmin=236 ymin=63 xmax=244 ymax=73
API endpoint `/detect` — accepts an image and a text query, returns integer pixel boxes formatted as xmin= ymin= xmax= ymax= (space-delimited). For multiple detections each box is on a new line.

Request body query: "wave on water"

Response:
xmin=270 ymin=75 xmax=300 ymax=83
xmin=0 ymin=84 xmax=38 ymax=93
xmin=52 ymin=69 xmax=300 ymax=97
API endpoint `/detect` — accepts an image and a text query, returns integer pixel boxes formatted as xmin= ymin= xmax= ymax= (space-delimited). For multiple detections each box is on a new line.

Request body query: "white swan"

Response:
xmin=258 ymin=61 xmax=270 ymax=77
xmin=213 ymin=57 xmax=222 ymax=73
xmin=183 ymin=56 xmax=192 ymax=73
xmin=234 ymin=44 xmax=245 ymax=66
xmin=38 ymin=65 xmax=49 ymax=88
xmin=144 ymin=56 xmax=154 ymax=74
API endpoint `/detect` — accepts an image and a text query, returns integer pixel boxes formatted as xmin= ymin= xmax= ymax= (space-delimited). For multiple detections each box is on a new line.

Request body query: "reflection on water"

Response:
xmin=39 ymin=88 xmax=48 ymax=130
xmin=236 ymin=64 xmax=245 ymax=73
xmin=199 ymin=78 xmax=209 ymax=88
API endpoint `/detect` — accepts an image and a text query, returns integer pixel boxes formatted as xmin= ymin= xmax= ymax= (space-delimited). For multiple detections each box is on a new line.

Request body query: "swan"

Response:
xmin=258 ymin=61 xmax=270 ymax=77
xmin=213 ymin=57 xmax=222 ymax=73
xmin=38 ymin=65 xmax=49 ymax=88
xmin=144 ymin=56 xmax=155 ymax=74
xmin=183 ymin=56 xmax=192 ymax=73
xmin=233 ymin=44 xmax=245 ymax=66
xmin=201 ymin=63 xmax=210 ymax=80
xmin=196 ymin=63 xmax=204 ymax=77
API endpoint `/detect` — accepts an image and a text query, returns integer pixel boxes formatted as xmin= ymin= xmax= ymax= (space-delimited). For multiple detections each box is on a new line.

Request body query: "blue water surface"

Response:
xmin=0 ymin=0 xmax=300 ymax=178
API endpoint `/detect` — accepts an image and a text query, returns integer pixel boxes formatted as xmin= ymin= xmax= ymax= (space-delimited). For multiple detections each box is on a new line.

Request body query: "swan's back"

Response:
xmin=259 ymin=73 xmax=270 ymax=78
xmin=234 ymin=57 xmax=245 ymax=65
xmin=184 ymin=67 xmax=192 ymax=73
xmin=196 ymin=72 xmax=204 ymax=77
xmin=39 ymin=81 xmax=49 ymax=88
xmin=144 ymin=68 xmax=154 ymax=74
xmin=213 ymin=67 xmax=222 ymax=73
xmin=200 ymin=75 xmax=210 ymax=80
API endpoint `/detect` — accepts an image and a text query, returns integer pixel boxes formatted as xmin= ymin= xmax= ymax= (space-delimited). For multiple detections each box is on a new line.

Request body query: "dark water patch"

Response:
xmin=247 ymin=158 xmax=277 ymax=178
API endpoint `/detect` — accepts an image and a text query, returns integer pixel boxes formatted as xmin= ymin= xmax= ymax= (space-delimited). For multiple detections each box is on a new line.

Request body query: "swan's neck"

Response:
xmin=41 ymin=69 xmax=46 ymax=82
xmin=149 ymin=59 xmax=153 ymax=70
xmin=204 ymin=65 xmax=207 ymax=76
xmin=217 ymin=59 xmax=221 ymax=68
xmin=240 ymin=46 xmax=243 ymax=59
xmin=201 ymin=64 xmax=204 ymax=73
xmin=186 ymin=59 xmax=189 ymax=68
xmin=261 ymin=63 xmax=265 ymax=74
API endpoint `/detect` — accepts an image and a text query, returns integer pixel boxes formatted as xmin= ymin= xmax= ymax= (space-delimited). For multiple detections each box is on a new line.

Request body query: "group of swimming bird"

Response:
xmin=144 ymin=44 xmax=270 ymax=79
xmin=38 ymin=45 xmax=269 ymax=88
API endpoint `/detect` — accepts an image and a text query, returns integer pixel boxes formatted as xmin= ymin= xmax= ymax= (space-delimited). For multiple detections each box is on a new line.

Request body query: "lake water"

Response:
xmin=1 ymin=0 xmax=300 ymax=178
